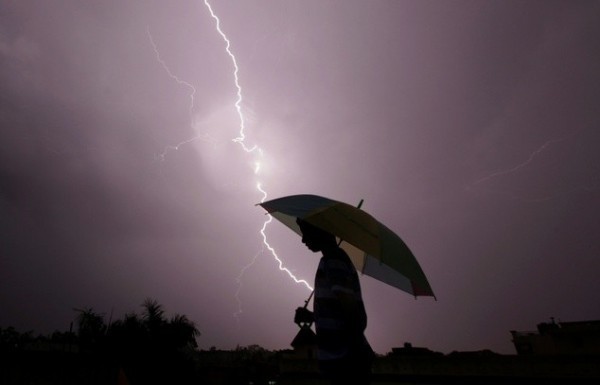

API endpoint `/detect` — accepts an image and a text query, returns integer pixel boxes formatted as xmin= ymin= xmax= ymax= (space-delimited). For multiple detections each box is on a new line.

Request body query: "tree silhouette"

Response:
xmin=104 ymin=299 xmax=200 ymax=384
xmin=0 ymin=326 xmax=33 ymax=351
xmin=142 ymin=299 xmax=165 ymax=329
xmin=74 ymin=307 xmax=106 ymax=352
xmin=168 ymin=313 xmax=199 ymax=351
xmin=1 ymin=299 xmax=202 ymax=384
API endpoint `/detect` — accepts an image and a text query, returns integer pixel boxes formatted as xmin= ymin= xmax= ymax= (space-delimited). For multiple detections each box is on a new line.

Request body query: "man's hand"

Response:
xmin=294 ymin=307 xmax=314 ymax=325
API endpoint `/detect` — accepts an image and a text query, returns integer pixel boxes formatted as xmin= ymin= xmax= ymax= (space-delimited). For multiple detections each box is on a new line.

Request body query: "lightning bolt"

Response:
xmin=202 ymin=0 xmax=254 ymax=153
xmin=148 ymin=7 xmax=312 ymax=298
xmin=468 ymin=138 xmax=566 ymax=188
xmin=149 ymin=2 xmax=313 ymax=324
xmin=201 ymin=1 xmax=312 ymax=320
xmin=147 ymin=28 xmax=217 ymax=161
xmin=233 ymin=247 xmax=263 ymax=320
xmin=466 ymin=137 xmax=599 ymax=201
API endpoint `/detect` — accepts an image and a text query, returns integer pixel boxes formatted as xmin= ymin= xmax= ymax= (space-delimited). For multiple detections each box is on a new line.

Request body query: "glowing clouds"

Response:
xmin=191 ymin=105 xmax=254 ymax=194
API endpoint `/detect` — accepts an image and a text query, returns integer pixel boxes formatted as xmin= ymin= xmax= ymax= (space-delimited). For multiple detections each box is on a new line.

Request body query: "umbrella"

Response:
xmin=258 ymin=194 xmax=435 ymax=299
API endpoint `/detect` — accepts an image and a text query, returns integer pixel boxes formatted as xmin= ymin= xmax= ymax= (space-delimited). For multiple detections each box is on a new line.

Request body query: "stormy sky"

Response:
xmin=1 ymin=0 xmax=599 ymax=355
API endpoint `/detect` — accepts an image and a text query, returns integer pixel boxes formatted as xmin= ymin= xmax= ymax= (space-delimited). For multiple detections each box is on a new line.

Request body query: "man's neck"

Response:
xmin=321 ymin=244 xmax=340 ymax=256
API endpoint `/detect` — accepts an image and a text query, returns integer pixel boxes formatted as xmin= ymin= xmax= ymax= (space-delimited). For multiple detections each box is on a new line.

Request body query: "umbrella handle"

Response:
xmin=303 ymin=291 xmax=314 ymax=309
xmin=304 ymin=198 xmax=364 ymax=308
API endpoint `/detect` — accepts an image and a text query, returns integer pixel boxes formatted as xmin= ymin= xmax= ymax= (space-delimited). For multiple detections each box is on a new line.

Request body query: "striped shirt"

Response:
xmin=314 ymin=246 xmax=369 ymax=361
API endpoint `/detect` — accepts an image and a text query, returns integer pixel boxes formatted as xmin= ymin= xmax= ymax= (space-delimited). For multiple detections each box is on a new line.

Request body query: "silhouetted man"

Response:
xmin=295 ymin=218 xmax=374 ymax=385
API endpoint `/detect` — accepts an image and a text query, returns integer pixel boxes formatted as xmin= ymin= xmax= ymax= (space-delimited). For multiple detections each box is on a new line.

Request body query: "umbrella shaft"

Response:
xmin=304 ymin=290 xmax=314 ymax=308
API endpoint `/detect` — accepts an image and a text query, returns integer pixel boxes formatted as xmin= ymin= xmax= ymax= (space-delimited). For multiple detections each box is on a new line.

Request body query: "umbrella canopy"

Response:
xmin=258 ymin=194 xmax=435 ymax=298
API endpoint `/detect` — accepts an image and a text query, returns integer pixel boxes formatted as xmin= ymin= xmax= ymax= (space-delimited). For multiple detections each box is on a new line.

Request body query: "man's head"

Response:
xmin=296 ymin=218 xmax=337 ymax=252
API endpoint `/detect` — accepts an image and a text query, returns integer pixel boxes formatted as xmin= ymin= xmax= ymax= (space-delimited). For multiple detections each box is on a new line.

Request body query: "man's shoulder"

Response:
xmin=320 ymin=248 xmax=353 ymax=269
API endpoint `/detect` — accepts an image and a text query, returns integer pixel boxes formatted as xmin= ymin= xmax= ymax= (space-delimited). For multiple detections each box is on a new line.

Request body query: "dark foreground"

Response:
xmin=2 ymin=349 xmax=600 ymax=385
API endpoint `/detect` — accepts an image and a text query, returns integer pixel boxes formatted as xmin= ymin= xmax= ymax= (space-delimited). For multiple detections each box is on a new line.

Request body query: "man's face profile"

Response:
xmin=297 ymin=219 xmax=334 ymax=252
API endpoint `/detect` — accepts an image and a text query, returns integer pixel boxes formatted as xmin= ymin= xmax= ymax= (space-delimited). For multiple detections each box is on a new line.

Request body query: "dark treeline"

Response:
xmin=1 ymin=298 xmax=203 ymax=384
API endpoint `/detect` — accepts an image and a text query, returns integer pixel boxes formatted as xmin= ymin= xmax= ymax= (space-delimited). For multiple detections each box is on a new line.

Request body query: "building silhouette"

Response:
xmin=278 ymin=318 xmax=600 ymax=384
xmin=511 ymin=318 xmax=600 ymax=356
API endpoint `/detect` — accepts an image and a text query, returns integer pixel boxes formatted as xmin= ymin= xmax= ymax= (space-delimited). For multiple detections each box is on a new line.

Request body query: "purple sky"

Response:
xmin=2 ymin=0 xmax=600 ymax=355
